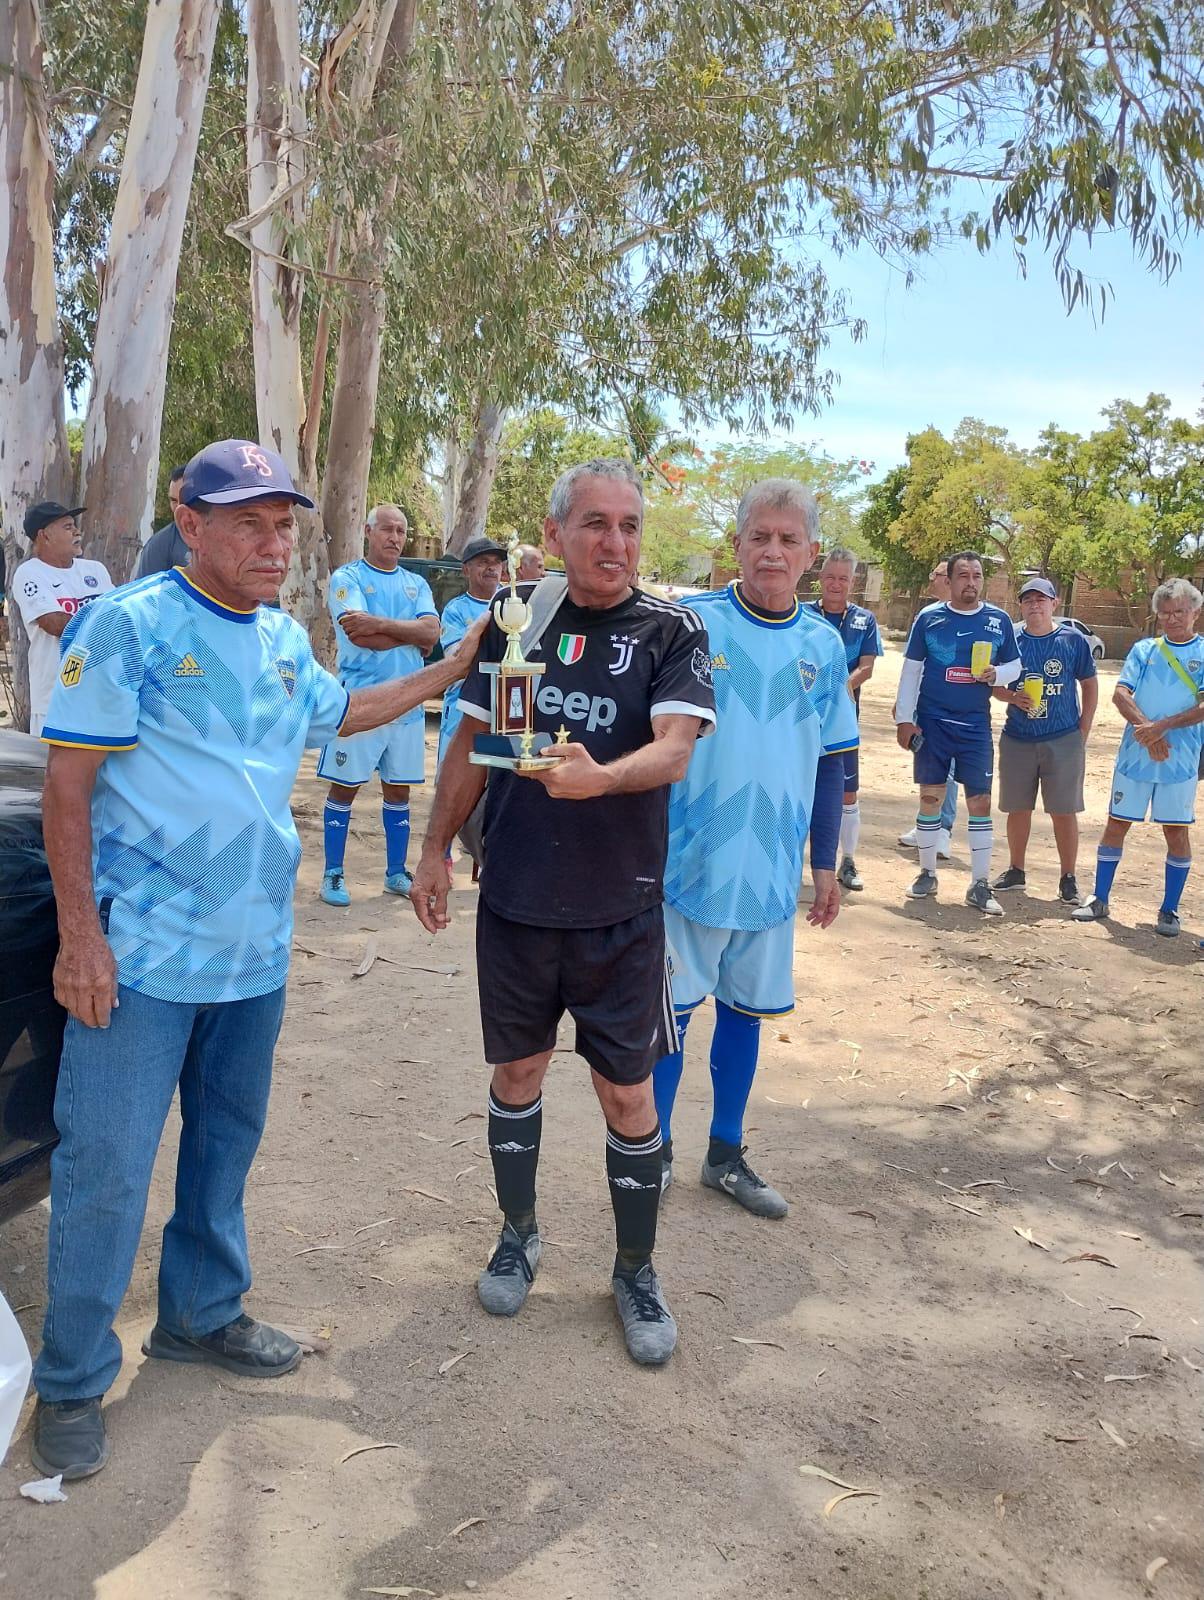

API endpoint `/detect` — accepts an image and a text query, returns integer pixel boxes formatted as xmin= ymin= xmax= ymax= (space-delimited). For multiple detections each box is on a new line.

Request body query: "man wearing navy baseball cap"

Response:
xmin=28 ymin=440 xmax=490 ymax=1481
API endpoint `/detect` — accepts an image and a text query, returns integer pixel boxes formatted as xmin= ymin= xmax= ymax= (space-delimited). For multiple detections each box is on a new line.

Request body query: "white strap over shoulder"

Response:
xmin=520 ymin=573 xmax=569 ymax=654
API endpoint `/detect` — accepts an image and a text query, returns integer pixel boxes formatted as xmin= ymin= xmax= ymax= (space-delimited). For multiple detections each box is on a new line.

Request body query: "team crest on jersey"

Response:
xmin=336 ymin=750 xmax=347 ymax=766
xmin=1045 ymin=658 xmax=1063 ymax=676
xmin=276 ymin=657 xmax=297 ymax=698
xmin=59 ymin=648 xmax=88 ymax=688
xmin=1189 ymin=659 xmax=1202 ymax=674
xmin=798 ymin=658 xmax=818 ymax=691
xmin=84 ymin=574 xmax=98 ymax=588
xmin=173 ymin=653 xmax=205 ymax=678
xmin=608 ymin=633 xmax=637 ymax=675
xmin=335 ymin=586 xmax=348 ymax=601
xmin=557 ymin=633 xmax=585 ymax=665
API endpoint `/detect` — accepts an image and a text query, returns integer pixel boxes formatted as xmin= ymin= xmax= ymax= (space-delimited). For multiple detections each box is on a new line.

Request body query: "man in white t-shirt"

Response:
xmin=12 ymin=502 xmax=113 ymax=735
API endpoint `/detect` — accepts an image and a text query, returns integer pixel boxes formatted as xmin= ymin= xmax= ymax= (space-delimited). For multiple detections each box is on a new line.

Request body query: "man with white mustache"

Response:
xmin=29 ymin=440 xmax=488 ymax=1482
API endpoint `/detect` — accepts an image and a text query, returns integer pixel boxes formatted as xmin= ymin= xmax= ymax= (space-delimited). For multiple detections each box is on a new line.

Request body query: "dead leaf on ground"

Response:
xmin=1097 ymin=1419 xmax=1127 ymax=1448
xmin=942 ymin=1198 xmax=983 ymax=1217
xmin=449 ymin=1517 xmax=484 ymax=1538
xmin=799 ymin=1464 xmax=867 ymax=1491
xmin=934 ymin=1102 xmax=967 ymax=1113
xmin=1115 ymin=1231 xmax=1142 ymax=1241
xmin=362 ymin=1588 xmax=435 ymax=1597
xmin=352 ymin=1217 xmax=394 ymax=1238
xmin=1014 ymin=1226 xmax=1051 ymax=1251
xmin=963 ymin=1179 xmax=1013 ymax=1190
xmin=352 ymin=939 xmax=378 ymax=978
xmin=1107 ymin=1305 xmax=1144 ymax=1324
xmin=438 ymin=1351 xmax=469 ymax=1376
xmin=1173 ymin=1209 xmax=1203 ymax=1220
xmin=1063 ymin=1252 xmax=1117 ymax=1268
xmin=1157 ymin=1171 xmax=1178 ymax=1187
xmin=1050 ymin=1434 xmax=1089 ymax=1443
xmin=848 ymin=1209 xmax=877 ymax=1220
xmin=1145 ymin=1557 xmax=1169 ymax=1584
xmin=1182 ymin=1355 xmax=1201 ymax=1373
xmin=404 ymin=1187 xmax=451 ymax=1205
xmin=731 ymin=1336 xmax=785 ymax=1350
xmin=1104 ymin=1373 xmax=1149 ymax=1383
xmin=340 ymin=1441 xmax=403 ymax=1464
xmin=1046 ymin=1156 xmax=1069 ymax=1171
xmin=694 ymin=1289 xmax=727 ymax=1305
xmin=823 ymin=1489 xmax=880 ymax=1516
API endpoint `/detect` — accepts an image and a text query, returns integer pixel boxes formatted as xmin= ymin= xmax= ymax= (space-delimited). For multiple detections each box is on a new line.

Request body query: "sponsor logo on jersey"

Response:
xmin=710 ymin=652 xmax=730 ymax=672
xmin=535 ymin=683 xmax=616 ymax=731
xmin=56 ymin=594 xmax=100 ymax=616
xmin=557 ymin=632 xmax=585 ymax=665
xmin=276 ymin=657 xmax=297 ymax=698
xmin=692 ymin=647 xmax=714 ymax=686
xmin=608 ymin=633 xmax=637 ymax=675
xmin=1045 ymin=658 xmax=1063 ymax=676
xmin=59 ymin=649 xmax=88 ymax=688
xmin=798 ymin=658 xmax=817 ymax=691
xmin=944 ymin=666 xmax=977 ymax=683
xmin=173 ymin=653 xmax=205 ymax=678
xmin=851 ymin=612 xmax=869 ymax=629
xmin=985 ymin=615 xmax=1002 ymax=634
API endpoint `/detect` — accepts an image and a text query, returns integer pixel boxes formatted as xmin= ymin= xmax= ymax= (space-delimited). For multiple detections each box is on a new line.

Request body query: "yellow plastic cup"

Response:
xmin=970 ymin=640 xmax=993 ymax=677
xmin=1023 ymin=673 xmax=1044 ymax=708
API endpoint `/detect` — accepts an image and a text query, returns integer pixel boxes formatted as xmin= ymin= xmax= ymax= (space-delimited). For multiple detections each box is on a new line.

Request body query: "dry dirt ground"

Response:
xmin=1 ymin=643 xmax=1201 ymax=1600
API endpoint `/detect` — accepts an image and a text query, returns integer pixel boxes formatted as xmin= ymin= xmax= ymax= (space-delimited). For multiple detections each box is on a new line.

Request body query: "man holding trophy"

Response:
xmin=410 ymin=459 xmax=715 ymax=1365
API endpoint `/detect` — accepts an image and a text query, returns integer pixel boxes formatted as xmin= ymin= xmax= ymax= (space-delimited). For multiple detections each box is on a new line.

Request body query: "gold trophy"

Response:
xmin=468 ymin=537 xmax=563 ymax=773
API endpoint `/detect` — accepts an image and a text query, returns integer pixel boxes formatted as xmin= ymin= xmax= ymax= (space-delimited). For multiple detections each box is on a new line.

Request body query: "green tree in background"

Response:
xmin=485 ymin=410 xmax=615 ymax=545
xmin=859 ymin=463 xmax=930 ymax=599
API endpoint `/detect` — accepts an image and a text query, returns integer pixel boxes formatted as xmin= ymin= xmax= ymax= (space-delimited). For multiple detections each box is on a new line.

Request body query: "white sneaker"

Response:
xmin=936 ymin=828 xmax=952 ymax=860
xmin=898 ymin=827 xmax=918 ymax=847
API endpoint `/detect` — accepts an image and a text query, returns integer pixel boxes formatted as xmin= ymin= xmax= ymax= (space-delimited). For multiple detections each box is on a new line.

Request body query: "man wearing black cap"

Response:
xmin=28 ymin=440 xmax=488 ymax=1482
xmin=11 ymin=502 xmax=112 ymax=735
xmin=991 ymin=577 xmax=1098 ymax=903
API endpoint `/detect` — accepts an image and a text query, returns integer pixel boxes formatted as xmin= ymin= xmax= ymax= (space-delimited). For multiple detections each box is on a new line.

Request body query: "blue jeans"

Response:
xmin=34 ymin=984 xmax=286 ymax=1402
xmin=939 ymin=773 xmax=959 ymax=832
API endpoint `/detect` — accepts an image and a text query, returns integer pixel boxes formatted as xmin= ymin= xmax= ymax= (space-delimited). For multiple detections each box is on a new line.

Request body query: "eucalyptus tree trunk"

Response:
xmin=0 ymin=0 xmax=72 ymax=730
xmin=80 ymin=0 xmax=222 ymax=581
xmin=245 ymin=0 xmax=323 ymax=626
xmin=443 ymin=402 xmax=505 ymax=556
xmin=319 ymin=0 xmax=416 ymax=572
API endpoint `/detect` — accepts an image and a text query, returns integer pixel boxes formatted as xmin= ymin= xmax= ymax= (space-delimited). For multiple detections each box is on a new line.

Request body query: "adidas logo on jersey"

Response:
xmin=173 ymin=654 xmax=205 ymax=678
xmin=710 ymin=652 xmax=731 ymax=671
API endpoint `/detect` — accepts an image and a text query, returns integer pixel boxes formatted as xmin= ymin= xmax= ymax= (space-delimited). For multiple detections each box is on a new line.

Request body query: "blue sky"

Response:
xmin=708 ymin=228 xmax=1203 ymax=475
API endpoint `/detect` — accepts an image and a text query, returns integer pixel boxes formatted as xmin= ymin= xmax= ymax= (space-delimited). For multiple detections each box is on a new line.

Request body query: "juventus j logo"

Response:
xmin=609 ymin=633 xmax=636 ymax=675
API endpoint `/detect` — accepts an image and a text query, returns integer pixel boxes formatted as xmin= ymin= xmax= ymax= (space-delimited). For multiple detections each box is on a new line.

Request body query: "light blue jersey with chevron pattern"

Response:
xmin=42 ymin=568 xmax=350 ymax=1003
xmin=664 ymin=585 xmax=859 ymax=931
xmin=1115 ymin=634 xmax=1204 ymax=784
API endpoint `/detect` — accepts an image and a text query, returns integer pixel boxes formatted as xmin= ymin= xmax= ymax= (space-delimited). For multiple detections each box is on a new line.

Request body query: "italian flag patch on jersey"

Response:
xmin=557 ymin=633 xmax=585 ymax=665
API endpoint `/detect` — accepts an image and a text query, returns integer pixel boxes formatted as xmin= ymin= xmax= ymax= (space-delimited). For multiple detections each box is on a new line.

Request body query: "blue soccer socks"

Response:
xmin=382 ymin=800 xmax=411 ymax=877
xmin=651 ymin=1007 xmax=695 ymax=1155
xmin=708 ymin=999 xmax=761 ymax=1151
xmin=1093 ymin=844 xmax=1124 ymax=904
xmin=1162 ymin=854 xmax=1191 ymax=915
xmin=322 ymin=799 xmax=353 ymax=872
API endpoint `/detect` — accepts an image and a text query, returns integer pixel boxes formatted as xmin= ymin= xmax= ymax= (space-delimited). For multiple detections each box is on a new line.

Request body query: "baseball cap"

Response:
xmin=1018 ymin=576 xmax=1057 ymax=600
xmin=23 ymin=501 xmax=85 ymax=541
xmin=180 ymin=440 xmax=315 ymax=510
xmin=460 ymin=536 xmax=507 ymax=563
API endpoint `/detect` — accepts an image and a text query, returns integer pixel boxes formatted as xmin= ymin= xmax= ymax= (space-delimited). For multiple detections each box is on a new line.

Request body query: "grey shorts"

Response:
xmin=998 ymin=730 xmax=1085 ymax=814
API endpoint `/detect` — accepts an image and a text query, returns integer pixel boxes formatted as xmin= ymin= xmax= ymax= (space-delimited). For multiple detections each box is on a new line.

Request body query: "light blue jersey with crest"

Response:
xmin=1115 ymin=634 xmax=1204 ymax=784
xmin=664 ymin=584 xmax=859 ymax=931
xmin=328 ymin=559 xmax=437 ymax=714
xmin=438 ymin=590 xmax=493 ymax=763
xmin=42 ymin=568 xmax=349 ymax=1003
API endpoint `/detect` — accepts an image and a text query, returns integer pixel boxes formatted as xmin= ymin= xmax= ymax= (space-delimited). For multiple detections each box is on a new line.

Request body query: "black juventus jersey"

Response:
xmin=459 ymin=585 xmax=715 ymax=928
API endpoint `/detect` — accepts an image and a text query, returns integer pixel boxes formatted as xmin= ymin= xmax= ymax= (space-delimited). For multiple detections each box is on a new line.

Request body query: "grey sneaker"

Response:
xmin=612 ymin=1262 xmax=678 ymax=1365
xmin=659 ymin=1158 xmax=673 ymax=1200
xmin=701 ymin=1148 xmax=789 ymax=1219
xmin=993 ymin=866 xmax=1026 ymax=891
xmin=1156 ymin=908 xmax=1181 ymax=938
xmin=1058 ymin=873 xmax=1081 ymax=905
xmin=143 ymin=1313 xmax=301 ymax=1377
xmin=477 ymin=1221 xmax=541 ymax=1316
xmin=837 ymin=856 xmax=863 ymax=891
xmin=906 ymin=869 xmax=938 ymax=899
xmin=965 ymin=878 xmax=1004 ymax=916
xmin=31 ymin=1397 xmax=110 ymax=1481
xmin=1071 ymin=896 xmax=1108 ymax=922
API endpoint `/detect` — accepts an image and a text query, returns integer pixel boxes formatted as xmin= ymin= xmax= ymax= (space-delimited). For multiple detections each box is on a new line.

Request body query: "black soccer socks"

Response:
xmin=487 ymin=1091 xmax=542 ymax=1238
xmin=606 ymin=1123 xmax=663 ymax=1274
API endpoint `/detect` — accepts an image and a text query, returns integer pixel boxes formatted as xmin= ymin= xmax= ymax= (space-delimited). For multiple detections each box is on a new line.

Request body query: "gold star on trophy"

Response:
xmin=554 ymin=725 xmax=571 ymax=745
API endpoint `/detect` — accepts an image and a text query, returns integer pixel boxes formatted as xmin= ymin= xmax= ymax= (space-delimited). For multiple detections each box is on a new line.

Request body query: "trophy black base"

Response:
xmin=469 ymin=731 xmax=561 ymax=773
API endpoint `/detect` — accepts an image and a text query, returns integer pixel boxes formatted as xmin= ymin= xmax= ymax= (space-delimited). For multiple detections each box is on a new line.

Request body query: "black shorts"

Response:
xmin=475 ymin=899 xmax=677 ymax=1084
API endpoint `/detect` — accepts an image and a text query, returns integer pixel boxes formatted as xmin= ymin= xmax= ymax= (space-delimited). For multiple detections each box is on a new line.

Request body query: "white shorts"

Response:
xmin=1109 ymin=772 xmax=1197 ymax=825
xmin=317 ymin=717 xmax=426 ymax=786
xmin=663 ymin=903 xmax=795 ymax=1019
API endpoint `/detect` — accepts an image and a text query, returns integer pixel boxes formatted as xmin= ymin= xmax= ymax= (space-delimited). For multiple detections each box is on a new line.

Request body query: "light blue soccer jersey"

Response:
xmin=42 ymin=568 xmax=349 ymax=1004
xmin=438 ymin=590 xmax=492 ymax=763
xmin=328 ymin=560 xmax=436 ymax=719
xmin=664 ymin=584 xmax=859 ymax=931
xmin=1115 ymin=634 xmax=1204 ymax=784
xmin=905 ymin=601 xmax=1020 ymax=724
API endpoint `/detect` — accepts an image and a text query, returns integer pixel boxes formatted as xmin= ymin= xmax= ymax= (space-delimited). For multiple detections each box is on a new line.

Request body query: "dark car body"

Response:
xmin=398 ymin=556 xmax=466 ymax=662
xmin=0 ymin=732 xmax=64 ymax=1223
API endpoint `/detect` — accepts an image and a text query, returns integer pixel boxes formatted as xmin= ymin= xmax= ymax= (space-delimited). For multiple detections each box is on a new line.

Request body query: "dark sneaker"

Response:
xmin=966 ymin=878 xmax=1004 ymax=916
xmin=992 ymin=866 xmax=1026 ymax=892
xmin=612 ymin=1262 xmax=678 ymax=1365
xmin=1071 ymin=896 xmax=1108 ymax=922
xmin=701 ymin=1148 xmax=789 ymax=1218
xmin=1156 ymin=908 xmax=1181 ymax=938
xmin=477 ymin=1221 xmax=541 ymax=1316
xmin=1059 ymin=873 xmax=1081 ymax=905
xmin=31 ymin=1397 xmax=110 ymax=1481
xmin=837 ymin=856 xmax=864 ymax=891
xmin=142 ymin=1313 xmax=301 ymax=1377
xmin=906 ymin=869 xmax=938 ymax=899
